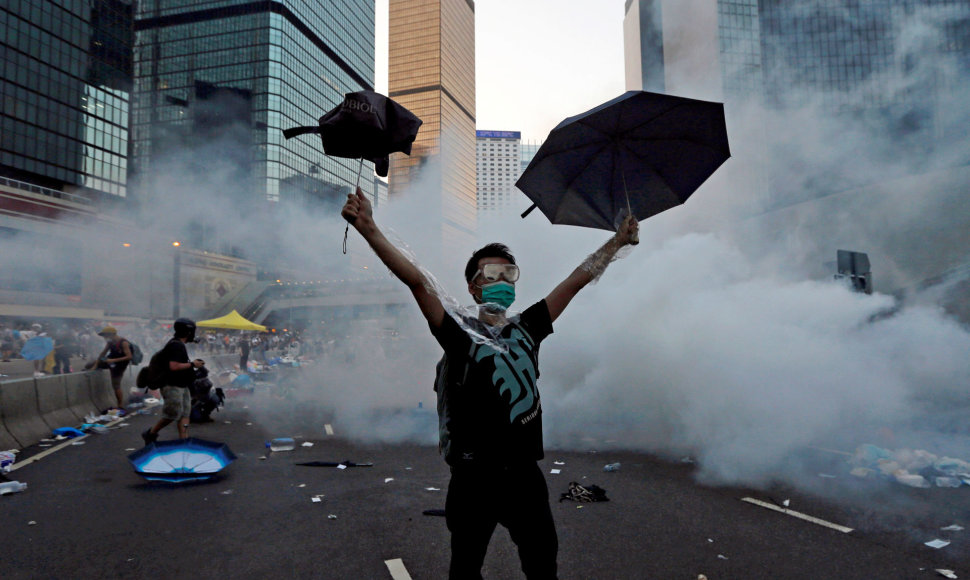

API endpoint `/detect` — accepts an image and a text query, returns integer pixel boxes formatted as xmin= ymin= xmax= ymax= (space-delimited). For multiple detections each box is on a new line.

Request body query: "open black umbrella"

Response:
xmin=516 ymin=90 xmax=730 ymax=239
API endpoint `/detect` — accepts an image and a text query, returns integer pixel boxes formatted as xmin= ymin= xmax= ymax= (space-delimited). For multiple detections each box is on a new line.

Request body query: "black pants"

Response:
xmin=446 ymin=462 xmax=558 ymax=579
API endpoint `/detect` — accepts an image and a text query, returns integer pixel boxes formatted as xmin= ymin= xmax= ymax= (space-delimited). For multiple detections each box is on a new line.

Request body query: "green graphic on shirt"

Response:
xmin=473 ymin=326 xmax=538 ymax=424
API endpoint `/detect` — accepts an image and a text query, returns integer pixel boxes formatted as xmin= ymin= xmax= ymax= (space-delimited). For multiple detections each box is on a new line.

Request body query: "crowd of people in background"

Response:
xmin=0 ymin=319 xmax=328 ymax=376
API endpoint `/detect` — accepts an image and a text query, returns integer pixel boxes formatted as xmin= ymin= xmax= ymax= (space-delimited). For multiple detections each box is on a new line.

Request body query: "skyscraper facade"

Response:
xmin=131 ymin=0 xmax=376 ymax=206
xmin=476 ymin=130 xmax=520 ymax=215
xmin=388 ymin=0 xmax=476 ymax=251
xmin=1 ymin=0 xmax=134 ymax=199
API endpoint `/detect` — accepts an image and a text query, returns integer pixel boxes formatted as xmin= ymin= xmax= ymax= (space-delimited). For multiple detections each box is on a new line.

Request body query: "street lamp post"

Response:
xmin=173 ymin=241 xmax=181 ymax=319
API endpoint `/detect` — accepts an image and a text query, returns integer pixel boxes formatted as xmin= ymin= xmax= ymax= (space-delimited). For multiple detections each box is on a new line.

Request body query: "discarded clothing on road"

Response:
xmin=296 ymin=460 xmax=374 ymax=467
xmin=559 ymin=481 xmax=609 ymax=503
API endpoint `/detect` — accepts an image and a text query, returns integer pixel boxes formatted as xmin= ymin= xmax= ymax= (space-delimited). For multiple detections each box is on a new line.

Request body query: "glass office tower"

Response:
xmin=132 ymin=0 xmax=376 ymax=205
xmin=388 ymin=0 xmax=476 ymax=251
xmin=1 ymin=0 xmax=133 ymax=199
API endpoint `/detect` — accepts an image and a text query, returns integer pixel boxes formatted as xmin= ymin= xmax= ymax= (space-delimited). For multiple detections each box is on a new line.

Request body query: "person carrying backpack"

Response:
xmin=342 ymin=188 xmax=639 ymax=579
xmin=85 ymin=326 xmax=132 ymax=410
xmin=142 ymin=318 xmax=205 ymax=444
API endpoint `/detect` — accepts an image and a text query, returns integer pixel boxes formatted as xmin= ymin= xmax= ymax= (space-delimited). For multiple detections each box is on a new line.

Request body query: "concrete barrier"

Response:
xmin=66 ymin=374 xmax=100 ymax=422
xmin=0 ymin=384 xmax=21 ymax=449
xmin=87 ymin=370 xmax=116 ymax=411
xmin=36 ymin=374 xmax=79 ymax=431
xmin=0 ymin=378 xmax=50 ymax=447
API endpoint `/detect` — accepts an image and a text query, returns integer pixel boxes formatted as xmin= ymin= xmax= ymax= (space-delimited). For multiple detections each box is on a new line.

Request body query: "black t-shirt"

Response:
xmin=159 ymin=338 xmax=193 ymax=387
xmin=431 ymin=300 xmax=554 ymax=467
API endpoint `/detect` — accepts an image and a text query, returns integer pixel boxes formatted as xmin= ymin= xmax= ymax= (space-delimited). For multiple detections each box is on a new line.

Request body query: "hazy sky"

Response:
xmin=374 ymin=0 xmax=626 ymax=142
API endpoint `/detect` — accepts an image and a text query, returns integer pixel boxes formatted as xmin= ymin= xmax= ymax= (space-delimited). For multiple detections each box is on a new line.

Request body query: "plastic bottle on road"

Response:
xmin=603 ymin=462 xmax=621 ymax=472
xmin=0 ymin=481 xmax=27 ymax=495
xmin=267 ymin=437 xmax=295 ymax=452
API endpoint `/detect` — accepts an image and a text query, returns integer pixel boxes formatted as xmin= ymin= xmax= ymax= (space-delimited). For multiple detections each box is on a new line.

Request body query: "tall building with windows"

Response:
xmin=388 ymin=0 xmax=476 ymax=252
xmin=476 ymin=130 xmax=520 ymax=215
xmin=131 ymin=0 xmax=377 ymax=208
xmin=1 ymin=0 xmax=134 ymax=200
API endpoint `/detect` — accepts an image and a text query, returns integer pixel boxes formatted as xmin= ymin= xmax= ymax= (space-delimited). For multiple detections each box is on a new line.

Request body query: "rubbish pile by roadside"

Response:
xmin=849 ymin=443 xmax=970 ymax=489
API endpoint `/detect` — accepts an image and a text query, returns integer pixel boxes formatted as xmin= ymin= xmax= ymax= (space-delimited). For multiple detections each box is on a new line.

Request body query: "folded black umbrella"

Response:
xmin=295 ymin=460 xmax=374 ymax=467
xmin=283 ymin=90 xmax=422 ymax=178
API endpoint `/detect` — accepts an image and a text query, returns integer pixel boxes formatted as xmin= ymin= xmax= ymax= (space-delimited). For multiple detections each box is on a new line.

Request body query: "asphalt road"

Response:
xmin=2 ymin=395 xmax=969 ymax=579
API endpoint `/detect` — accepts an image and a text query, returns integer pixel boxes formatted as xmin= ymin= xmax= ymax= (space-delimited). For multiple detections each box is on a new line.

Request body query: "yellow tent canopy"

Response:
xmin=196 ymin=310 xmax=267 ymax=332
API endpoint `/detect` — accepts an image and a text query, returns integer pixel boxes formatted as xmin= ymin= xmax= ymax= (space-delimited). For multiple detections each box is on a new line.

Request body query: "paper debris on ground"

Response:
xmin=298 ymin=483 xmax=306 ymax=488
xmin=327 ymin=514 xmax=337 ymax=519
xmin=311 ymin=496 xmax=322 ymax=503
xmin=302 ymin=442 xmax=314 ymax=447
xmin=385 ymin=478 xmax=394 ymax=483
xmin=426 ymin=487 xmax=441 ymax=491
xmin=554 ymin=461 xmax=565 ymax=465
xmin=220 ymin=490 xmax=233 ymax=495
xmin=925 ymin=539 xmax=951 ymax=549
xmin=936 ymin=570 xmax=958 ymax=579
xmin=550 ymin=469 xmax=561 ymax=474
xmin=337 ymin=464 xmax=347 ymax=470
xmin=941 ymin=525 xmax=964 ymax=531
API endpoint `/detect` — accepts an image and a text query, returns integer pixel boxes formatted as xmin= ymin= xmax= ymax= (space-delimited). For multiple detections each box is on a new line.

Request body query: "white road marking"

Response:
xmin=741 ymin=497 xmax=854 ymax=533
xmin=384 ymin=558 xmax=413 ymax=580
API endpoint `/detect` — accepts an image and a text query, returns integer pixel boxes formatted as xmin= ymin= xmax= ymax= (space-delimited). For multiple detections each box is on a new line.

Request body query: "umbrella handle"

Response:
xmin=621 ymin=171 xmax=639 ymax=245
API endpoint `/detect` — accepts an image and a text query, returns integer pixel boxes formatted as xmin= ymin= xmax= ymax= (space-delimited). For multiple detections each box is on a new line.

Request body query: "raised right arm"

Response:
xmin=342 ymin=188 xmax=445 ymax=329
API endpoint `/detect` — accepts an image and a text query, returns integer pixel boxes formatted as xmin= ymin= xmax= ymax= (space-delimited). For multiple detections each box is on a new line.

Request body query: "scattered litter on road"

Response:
xmin=258 ymin=456 xmax=267 ymax=460
xmin=698 ymin=575 xmax=708 ymax=580
xmin=301 ymin=442 xmax=314 ymax=447
xmin=603 ymin=463 xmax=620 ymax=472
xmin=550 ymin=469 xmax=561 ymax=475
xmin=71 ymin=441 xmax=85 ymax=446
xmin=925 ymin=539 xmax=951 ymax=549
xmin=27 ymin=521 xmax=36 ymax=525
xmin=941 ymin=525 xmax=964 ymax=532
xmin=246 ymin=422 xmax=253 ymax=426
xmin=220 ymin=490 xmax=233 ymax=495
xmin=267 ymin=438 xmax=295 ymax=452
xmin=1 ymin=480 xmax=28 ymax=495
xmin=554 ymin=461 xmax=565 ymax=465
xmin=425 ymin=487 xmax=441 ymax=491
xmin=717 ymin=555 xmax=728 ymax=560
xmin=324 ymin=424 xmax=334 ymax=436
xmin=782 ymin=499 xmax=790 ymax=507
xmin=311 ymin=496 xmax=322 ymax=503
xmin=53 ymin=427 xmax=85 ymax=438
xmin=1 ymin=451 xmax=18 ymax=471
xmin=385 ymin=478 xmax=394 ymax=483
xmin=708 ymin=539 xmax=714 ymax=543
xmin=327 ymin=514 xmax=337 ymax=519
xmin=936 ymin=569 xmax=958 ymax=579
xmin=298 ymin=483 xmax=306 ymax=488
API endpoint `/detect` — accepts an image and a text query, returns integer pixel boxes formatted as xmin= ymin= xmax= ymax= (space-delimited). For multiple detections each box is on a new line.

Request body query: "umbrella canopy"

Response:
xmin=21 ymin=336 xmax=54 ymax=361
xmin=516 ymin=90 xmax=730 ymax=232
xmin=282 ymin=90 xmax=422 ymax=178
xmin=196 ymin=310 xmax=266 ymax=332
xmin=128 ymin=438 xmax=237 ymax=482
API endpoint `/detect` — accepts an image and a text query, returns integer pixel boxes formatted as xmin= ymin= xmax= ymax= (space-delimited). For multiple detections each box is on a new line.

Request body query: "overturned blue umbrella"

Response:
xmin=128 ymin=438 xmax=237 ymax=483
